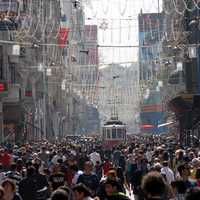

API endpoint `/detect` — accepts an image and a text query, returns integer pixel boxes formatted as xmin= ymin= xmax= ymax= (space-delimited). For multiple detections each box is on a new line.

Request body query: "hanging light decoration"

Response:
xmin=46 ymin=68 xmax=52 ymax=76
xmin=99 ymin=19 xmax=109 ymax=30
xmin=72 ymin=0 xmax=81 ymax=9
xmin=12 ymin=45 xmax=20 ymax=56
xmin=38 ymin=63 xmax=44 ymax=72
xmin=61 ymin=79 xmax=66 ymax=91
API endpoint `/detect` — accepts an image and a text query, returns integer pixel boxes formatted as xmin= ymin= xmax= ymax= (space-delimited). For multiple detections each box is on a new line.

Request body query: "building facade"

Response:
xmin=162 ymin=0 xmax=200 ymax=144
xmin=138 ymin=11 xmax=167 ymax=134
xmin=0 ymin=0 xmax=94 ymax=143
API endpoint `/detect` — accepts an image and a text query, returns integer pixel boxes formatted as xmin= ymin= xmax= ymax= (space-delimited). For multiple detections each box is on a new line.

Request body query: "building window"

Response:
xmin=10 ymin=63 xmax=16 ymax=83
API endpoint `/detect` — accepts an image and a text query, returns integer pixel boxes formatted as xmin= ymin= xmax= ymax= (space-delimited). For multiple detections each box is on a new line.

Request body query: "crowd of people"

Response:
xmin=0 ymin=135 xmax=199 ymax=200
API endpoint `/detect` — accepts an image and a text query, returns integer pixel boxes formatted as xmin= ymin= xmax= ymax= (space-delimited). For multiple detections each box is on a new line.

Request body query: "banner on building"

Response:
xmin=58 ymin=27 xmax=70 ymax=48
xmin=0 ymin=0 xmax=18 ymax=16
xmin=84 ymin=25 xmax=98 ymax=42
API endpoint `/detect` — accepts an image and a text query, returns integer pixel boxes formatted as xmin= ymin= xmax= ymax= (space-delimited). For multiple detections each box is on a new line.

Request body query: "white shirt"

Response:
xmin=0 ymin=172 xmax=5 ymax=184
xmin=161 ymin=166 xmax=175 ymax=184
xmin=145 ymin=150 xmax=153 ymax=162
xmin=51 ymin=155 xmax=66 ymax=165
xmin=72 ymin=170 xmax=83 ymax=185
xmin=89 ymin=151 xmax=101 ymax=166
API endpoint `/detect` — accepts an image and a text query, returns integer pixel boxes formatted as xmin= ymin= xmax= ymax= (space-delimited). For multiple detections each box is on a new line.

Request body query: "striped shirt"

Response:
xmin=4 ymin=171 xmax=22 ymax=191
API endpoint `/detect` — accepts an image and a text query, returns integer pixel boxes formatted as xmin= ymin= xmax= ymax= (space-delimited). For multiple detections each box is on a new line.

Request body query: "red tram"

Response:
xmin=102 ymin=119 xmax=127 ymax=148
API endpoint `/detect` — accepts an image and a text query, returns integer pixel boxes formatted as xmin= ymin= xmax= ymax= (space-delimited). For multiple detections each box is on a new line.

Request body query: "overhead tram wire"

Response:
xmin=0 ymin=38 xmax=200 ymax=50
xmin=182 ymin=0 xmax=196 ymax=12
xmin=85 ymin=0 xmax=200 ymax=17
xmin=118 ymin=0 xmax=128 ymax=16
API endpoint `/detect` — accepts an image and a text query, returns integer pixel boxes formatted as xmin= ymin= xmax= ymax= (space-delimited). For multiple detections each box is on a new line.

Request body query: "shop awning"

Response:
xmin=168 ymin=96 xmax=192 ymax=114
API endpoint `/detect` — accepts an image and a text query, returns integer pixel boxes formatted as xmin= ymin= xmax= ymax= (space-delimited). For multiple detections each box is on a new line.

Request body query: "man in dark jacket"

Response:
xmin=19 ymin=165 xmax=49 ymax=200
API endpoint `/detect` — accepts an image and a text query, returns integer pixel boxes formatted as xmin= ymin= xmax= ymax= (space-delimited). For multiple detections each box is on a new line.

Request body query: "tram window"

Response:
xmin=107 ymin=129 xmax=111 ymax=139
xmin=122 ymin=129 xmax=126 ymax=138
xmin=117 ymin=129 xmax=122 ymax=138
xmin=112 ymin=128 xmax=117 ymax=139
xmin=103 ymin=128 xmax=106 ymax=138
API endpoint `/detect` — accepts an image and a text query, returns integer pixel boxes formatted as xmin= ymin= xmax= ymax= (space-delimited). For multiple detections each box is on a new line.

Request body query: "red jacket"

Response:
xmin=0 ymin=153 xmax=11 ymax=166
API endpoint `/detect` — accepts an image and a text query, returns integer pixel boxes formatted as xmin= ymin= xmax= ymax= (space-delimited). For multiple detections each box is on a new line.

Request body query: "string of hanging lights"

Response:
xmin=13 ymin=0 xmax=200 ymax=44
xmin=118 ymin=0 xmax=128 ymax=16
xmin=101 ymin=0 xmax=109 ymax=15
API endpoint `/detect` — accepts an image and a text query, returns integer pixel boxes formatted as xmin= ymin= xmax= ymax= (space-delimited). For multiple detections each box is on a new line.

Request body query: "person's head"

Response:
xmin=26 ymin=160 xmax=33 ymax=169
xmin=41 ymin=146 xmax=46 ymax=152
xmin=153 ymin=162 xmax=162 ymax=172
xmin=0 ymin=149 xmax=4 ymax=157
xmin=163 ymin=161 xmax=169 ymax=167
xmin=0 ymin=186 xmax=4 ymax=200
xmin=26 ymin=166 xmax=36 ymax=177
xmin=176 ymin=149 xmax=184 ymax=160
xmin=163 ymin=151 xmax=169 ymax=161
xmin=10 ymin=163 xmax=17 ymax=171
xmin=84 ymin=161 xmax=93 ymax=174
xmin=51 ymin=189 xmax=69 ymax=200
xmin=104 ymin=179 xmax=120 ymax=196
xmin=189 ymin=151 xmax=195 ymax=161
xmin=107 ymin=170 xmax=117 ymax=180
xmin=104 ymin=157 xmax=109 ymax=162
xmin=116 ymin=167 xmax=123 ymax=179
xmin=137 ymin=151 xmax=144 ymax=161
xmin=2 ymin=179 xmax=16 ymax=194
xmin=186 ymin=187 xmax=200 ymax=200
xmin=33 ymin=161 xmax=41 ymax=172
xmin=59 ymin=186 xmax=73 ymax=200
xmin=177 ymin=163 xmax=190 ymax=178
xmin=171 ymin=180 xmax=187 ymax=196
xmin=57 ymin=150 xmax=62 ymax=156
xmin=73 ymin=183 xmax=91 ymax=200
xmin=70 ymin=165 xmax=79 ymax=176
xmin=195 ymin=168 xmax=200 ymax=179
xmin=96 ymin=161 xmax=100 ymax=166
xmin=16 ymin=158 xmax=23 ymax=166
xmin=57 ymin=159 xmax=63 ymax=164
xmin=191 ymin=158 xmax=200 ymax=168
xmin=141 ymin=171 xmax=167 ymax=199
xmin=154 ymin=157 xmax=160 ymax=164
